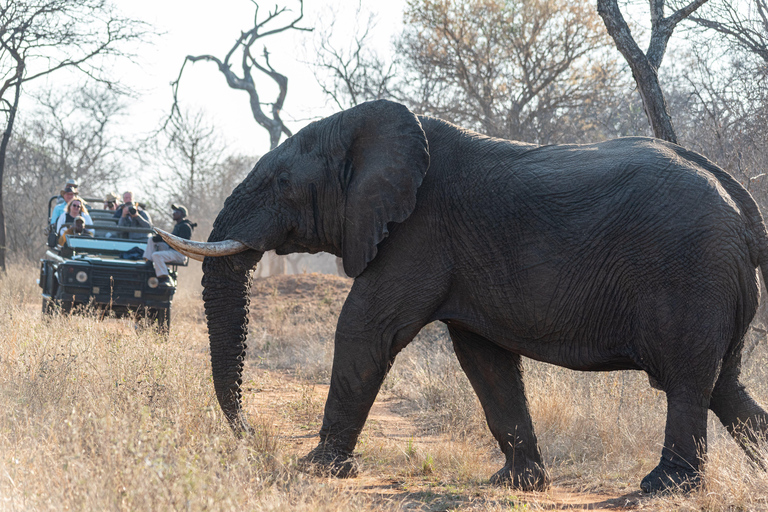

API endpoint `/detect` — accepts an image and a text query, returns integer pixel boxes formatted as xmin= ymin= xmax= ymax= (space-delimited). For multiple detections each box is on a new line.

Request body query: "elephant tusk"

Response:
xmin=176 ymin=247 xmax=205 ymax=262
xmin=154 ymin=228 xmax=248 ymax=257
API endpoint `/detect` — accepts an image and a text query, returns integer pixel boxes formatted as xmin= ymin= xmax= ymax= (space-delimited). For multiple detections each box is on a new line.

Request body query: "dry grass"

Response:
xmin=2 ymin=262 xmax=768 ymax=510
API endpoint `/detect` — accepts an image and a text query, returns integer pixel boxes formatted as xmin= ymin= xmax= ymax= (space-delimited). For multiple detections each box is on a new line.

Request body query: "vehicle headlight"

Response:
xmin=148 ymin=277 xmax=159 ymax=289
xmin=75 ymin=271 xmax=88 ymax=283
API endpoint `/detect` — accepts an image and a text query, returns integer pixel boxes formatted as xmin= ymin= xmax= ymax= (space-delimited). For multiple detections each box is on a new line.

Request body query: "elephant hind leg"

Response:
xmin=710 ymin=372 xmax=768 ymax=467
xmin=641 ymin=386 xmax=710 ymax=493
xmin=447 ymin=326 xmax=549 ymax=491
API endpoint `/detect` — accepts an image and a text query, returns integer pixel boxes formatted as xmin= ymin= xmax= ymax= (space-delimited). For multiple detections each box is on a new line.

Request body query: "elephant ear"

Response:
xmin=340 ymin=100 xmax=430 ymax=277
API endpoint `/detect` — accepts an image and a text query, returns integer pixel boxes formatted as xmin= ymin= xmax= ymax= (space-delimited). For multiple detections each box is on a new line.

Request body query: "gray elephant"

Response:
xmin=158 ymin=99 xmax=768 ymax=493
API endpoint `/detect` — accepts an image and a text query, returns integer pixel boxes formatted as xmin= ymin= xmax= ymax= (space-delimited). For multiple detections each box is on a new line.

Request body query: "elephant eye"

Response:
xmin=277 ymin=172 xmax=290 ymax=187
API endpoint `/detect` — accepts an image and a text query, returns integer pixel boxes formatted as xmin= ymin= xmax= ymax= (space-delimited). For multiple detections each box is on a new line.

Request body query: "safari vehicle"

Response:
xmin=38 ymin=196 xmax=184 ymax=331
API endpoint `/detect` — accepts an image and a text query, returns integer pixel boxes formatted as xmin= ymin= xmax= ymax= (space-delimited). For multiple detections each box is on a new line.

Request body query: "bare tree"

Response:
xmin=169 ymin=1 xmax=312 ymax=276
xmin=3 ymin=125 xmax=58 ymax=261
xmin=171 ymin=0 xmax=311 ymax=151
xmin=4 ymin=84 xmax=130 ymax=260
xmin=312 ymin=6 xmax=397 ymax=110
xmin=596 ymin=0 xmax=710 ymax=143
xmin=154 ymin=111 xmax=255 ymax=234
xmin=158 ymin=108 xmax=224 ymax=220
xmin=0 ymin=0 xmax=148 ymax=271
xmin=666 ymin=0 xmax=768 ymax=207
xmin=689 ymin=0 xmax=768 ymax=64
xmin=34 ymin=85 xmax=128 ymax=191
xmin=394 ymin=0 xmax=623 ymax=144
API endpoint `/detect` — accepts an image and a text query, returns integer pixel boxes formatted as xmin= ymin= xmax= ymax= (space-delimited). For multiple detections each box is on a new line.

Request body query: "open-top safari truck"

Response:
xmin=38 ymin=196 xmax=185 ymax=331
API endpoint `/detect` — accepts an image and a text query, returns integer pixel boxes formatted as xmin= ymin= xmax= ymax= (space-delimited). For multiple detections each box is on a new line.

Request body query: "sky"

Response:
xmin=114 ymin=0 xmax=406 ymax=161
xmin=22 ymin=1 xmax=406 ymax=198
xmin=27 ymin=0 xmax=686 ymax=199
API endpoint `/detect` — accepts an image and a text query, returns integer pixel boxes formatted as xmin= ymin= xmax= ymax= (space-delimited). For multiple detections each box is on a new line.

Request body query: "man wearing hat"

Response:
xmin=55 ymin=178 xmax=78 ymax=202
xmin=143 ymin=204 xmax=196 ymax=286
xmin=50 ymin=183 xmax=78 ymax=222
xmin=103 ymin=192 xmax=118 ymax=211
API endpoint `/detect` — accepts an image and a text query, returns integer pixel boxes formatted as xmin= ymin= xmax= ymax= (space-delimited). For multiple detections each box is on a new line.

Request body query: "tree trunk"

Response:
xmin=625 ymin=60 xmax=678 ymax=144
xmin=267 ymin=251 xmax=286 ymax=275
xmin=597 ymin=0 xmax=678 ymax=144
xmin=0 ymin=79 xmax=23 ymax=272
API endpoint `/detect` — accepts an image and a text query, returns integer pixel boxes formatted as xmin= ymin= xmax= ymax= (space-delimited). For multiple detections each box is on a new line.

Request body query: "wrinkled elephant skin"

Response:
xmin=197 ymin=100 xmax=768 ymax=493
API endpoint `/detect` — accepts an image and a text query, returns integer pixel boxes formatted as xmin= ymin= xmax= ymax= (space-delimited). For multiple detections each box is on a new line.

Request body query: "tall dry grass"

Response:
xmin=1 ymin=262 xmax=768 ymax=510
xmin=0 ymin=264 xmax=380 ymax=511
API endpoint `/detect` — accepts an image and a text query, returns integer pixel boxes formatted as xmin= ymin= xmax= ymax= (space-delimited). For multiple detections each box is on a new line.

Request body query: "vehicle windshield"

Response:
xmin=67 ymin=237 xmax=147 ymax=253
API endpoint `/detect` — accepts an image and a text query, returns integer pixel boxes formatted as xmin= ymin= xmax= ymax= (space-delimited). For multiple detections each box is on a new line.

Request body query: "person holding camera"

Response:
xmin=117 ymin=192 xmax=152 ymax=239
xmin=143 ymin=204 xmax=196 ymax=286
xmin=113 ymin=191 xmax=133 ymax=218
xmin=103 ymin=192 xmax=118 ymax=211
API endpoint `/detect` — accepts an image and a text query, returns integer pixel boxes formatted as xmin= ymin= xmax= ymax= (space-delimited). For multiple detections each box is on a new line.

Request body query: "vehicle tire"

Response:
xmin=148 ymin=307 xmax=170 ymax=334
xmin=59 ymin=301 xmax=73 ymax=314
xmin=44 ymin=299 xmax=72 ymax=315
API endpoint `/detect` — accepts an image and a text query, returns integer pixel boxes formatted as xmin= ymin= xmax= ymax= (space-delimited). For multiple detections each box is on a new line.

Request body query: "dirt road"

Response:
xmin=245 ymin=369 xmax=648 ymax=511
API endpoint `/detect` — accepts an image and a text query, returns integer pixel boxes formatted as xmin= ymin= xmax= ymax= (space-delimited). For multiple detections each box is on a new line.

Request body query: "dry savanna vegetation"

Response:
xmin=2 ymin=263 xmax=768 ymax=511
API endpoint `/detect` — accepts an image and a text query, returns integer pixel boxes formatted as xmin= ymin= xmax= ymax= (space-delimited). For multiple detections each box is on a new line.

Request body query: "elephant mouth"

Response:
xmin=154 ymin=228 xmax=251 ymax=261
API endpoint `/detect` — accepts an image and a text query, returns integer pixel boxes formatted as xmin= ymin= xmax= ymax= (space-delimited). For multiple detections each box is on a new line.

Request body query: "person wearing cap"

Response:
xmin=54 ymin=179 xmax=78 ymax=205
xmin=55 ymin=197 xmax=94 ymax=236
xmin=58 ymin=215 xmax=93 ymax=246
xmin=143 ymin=204 xmax=196 ymax=286
xmin=50 ymin=185 xmax=78 ymax=222
xmin=103 ymin=192 xmax=118 ymax=211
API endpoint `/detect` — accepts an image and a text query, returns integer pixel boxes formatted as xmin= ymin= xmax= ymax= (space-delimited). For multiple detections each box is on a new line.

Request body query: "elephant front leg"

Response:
xmin=448 ymin=326 xmax=550 ymax=491
xmin=298 ymin=323 xmax=395 ymax=478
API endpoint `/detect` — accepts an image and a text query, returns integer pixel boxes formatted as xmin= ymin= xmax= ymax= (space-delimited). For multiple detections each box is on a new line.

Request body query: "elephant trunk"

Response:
xmin=202 ymin=250 xmax=262 ymax=435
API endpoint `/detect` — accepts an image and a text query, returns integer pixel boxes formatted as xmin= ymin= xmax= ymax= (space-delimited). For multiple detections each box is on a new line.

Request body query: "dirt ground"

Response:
xmin=246 ymin=274 xmax=652 ymax=511
xmin=248 ymin=370 xmax=650 ymax=510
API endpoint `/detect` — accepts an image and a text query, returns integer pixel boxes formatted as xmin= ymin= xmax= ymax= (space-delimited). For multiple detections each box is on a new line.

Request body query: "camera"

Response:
xmin=128 ymin=206 xmax=137 ymax=215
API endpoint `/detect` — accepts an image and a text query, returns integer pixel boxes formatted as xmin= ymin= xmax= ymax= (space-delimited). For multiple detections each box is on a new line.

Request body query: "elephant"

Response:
xmin=158 ymin=99 xmax=768 ymax=493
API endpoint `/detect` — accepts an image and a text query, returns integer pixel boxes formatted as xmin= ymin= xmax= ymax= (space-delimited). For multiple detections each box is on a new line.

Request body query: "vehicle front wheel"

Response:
xmin=44 ymin=298 xmax=72 ymax=315
xmin=148 ymin=307 xmax=170 ymax=334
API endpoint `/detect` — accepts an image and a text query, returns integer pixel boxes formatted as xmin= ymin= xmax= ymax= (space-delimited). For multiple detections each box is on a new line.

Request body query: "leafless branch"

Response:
xmin=170 ymin=0 xmax=310 ymax=150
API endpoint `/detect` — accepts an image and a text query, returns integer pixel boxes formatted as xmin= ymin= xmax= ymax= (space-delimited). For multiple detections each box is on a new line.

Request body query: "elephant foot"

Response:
xmin=640 ymin=461 xmax=701 ymax=493
xmin=490 ymin=462 xmax=550 ymax=491
xmin=297 ymin=444 xmax=359 ymax=478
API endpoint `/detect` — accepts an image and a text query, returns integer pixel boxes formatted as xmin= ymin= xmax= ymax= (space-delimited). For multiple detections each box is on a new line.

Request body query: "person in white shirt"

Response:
xmin=55 ymin=197 xmax=94 ymax=236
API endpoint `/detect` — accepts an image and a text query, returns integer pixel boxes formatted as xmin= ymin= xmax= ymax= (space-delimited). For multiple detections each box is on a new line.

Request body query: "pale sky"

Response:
xmin=115 ymin=0 xmax=405 ymax=159
xmin=23 ymin=1 xmax=406 ymax=197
